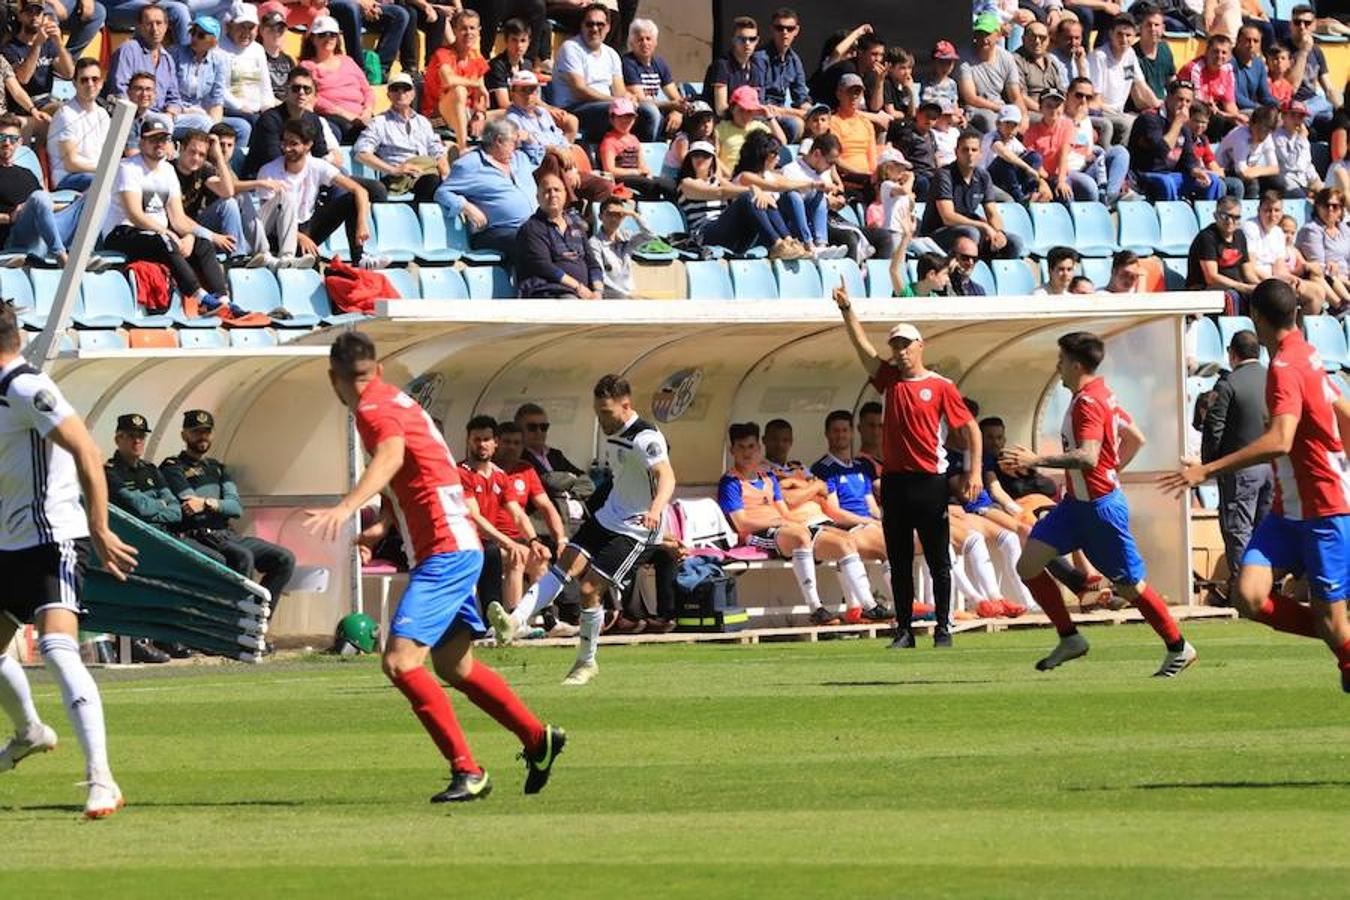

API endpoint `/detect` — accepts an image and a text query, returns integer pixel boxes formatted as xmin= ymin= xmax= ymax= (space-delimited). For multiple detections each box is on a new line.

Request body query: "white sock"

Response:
xmin=791 ymin=549 xmax=823 ymax=611
xmin=510 ymin=566 xmax=569 ymax=630
xmin=38 ymin=634 xmax=109 ymax=780
xmin=915 ymin=557 xmax=932 ymax=605
xmin=878 ymin=560 xmax=895 ymax=602
xmin=0 ymin=653 xmax=41 ymax=738
xmin=962 ymin=533 xmax=1002 ymax=600
xmin=576 ymin=606 xmax=603 ymax=666
xmin=950 ymin=550 xmax=981 ymax=608
xmin=993 ymin=530 xmax=1036 ymax=607
xmin=836 ymin=553 xmax=877 ymax=610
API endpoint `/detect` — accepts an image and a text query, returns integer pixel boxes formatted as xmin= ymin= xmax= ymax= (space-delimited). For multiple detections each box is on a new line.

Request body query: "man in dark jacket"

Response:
xmin=1199 ymin=329 xmax=1272 ymax=593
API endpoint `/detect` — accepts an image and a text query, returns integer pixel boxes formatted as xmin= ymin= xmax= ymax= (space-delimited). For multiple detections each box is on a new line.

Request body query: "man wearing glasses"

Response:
xmin=1014 ymin=20 xmax=1068 ymax=119
xmin=948 ymin=234 xmax=988 ymax=296
xmin=0 ymin=113 xmax=84 ymax=266
xmin=756 ymin=7 xmax=811 ymax=142
xmin=553 ymin=3 xmax=658 ymax=143
xmin=353 ymin=73 xmax=448 ymax=203
xmin=45 ymin=56 xmax=107 ymax=192
xmin=1186 ymin=195 xmax=1261 ymax=314
xmin=1287 ymin=5 xmax=1341 ymax=130
xmin=706 ymin=15 xmax=768 ymax=119
xmin=109 ymin=5 xmax=193 ymax=128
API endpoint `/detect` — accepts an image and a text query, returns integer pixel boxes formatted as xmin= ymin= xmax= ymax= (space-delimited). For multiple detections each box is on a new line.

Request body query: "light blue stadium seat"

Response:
xmin=1303 ymin=315 xmax=1348 ymax=371
xmin=865 ymin=259 xmax=895 ymax=298
xmin=640 ymin=142 xmax=668 ymax=176
xmin=229 ymin=328 xmax=279 ymax=349
xmin=1216 ymin=315 xmax=1269 ymax=367
xmin=913 ymin=201 xmax=925 ymax=224
xmin=383 ymin=267 xmax=421 ymax=300
xmin=680 ymin=82 xmax=703 ymax=99
xmin=463 ymin=265 xmax=514 ymax=300
xmin=179 ymin=329 xmax=228 ymax=350
xmin=1116 ymin=201 xmax=1162 ymax=256
xmin=1193 ymin=199 xmax=1219 ymax=228
xmin=418 ymin=266 xmax=469 ymax=299
xmin=992 ymin=259 xmax=1037 ymax=295
xmin=323 ymin=221 xmax=351 ymax=260
xmin=2 ymin=269 xmax=40 ymax=328
xmin=636 ymin=201 xmax=685 ymax=238
xmin=75 ymin=271 xmax=138 ymax=328
xmin=227 ymin=268 xmax=282 ymax=317
xmin=685 ymin=260 xmax=733 ymax=300
xmin=993 ymin=202 xmax=1035 ymax=255
xmin=52 ymin=77 xmax=74 ymax=102
xmin=1081 ymin=257 xmax=1111 ymax=288
xmin=1240 ymin=198 xmax=1259 ymax=221
xmin=1068 ymin=202 xmax=1117 ymax=256
xmin=728 ymin=259 xmax=779 ymax=300
xmin=28 ymin=269 xmax=65 ymax=330
xmin=773 ymin=259 xmax=823 ymax=298
xmin=1284 ymin=199 xmax=1309 ymax=228
xmin=816 ymin=258 xmax=865 ymax=299
xmin=1192 ymin=316 xmax=1225 ymax=369
xmin=1161 ymin=256 xmax=1188 ymax=290
xmin=76 ymin=330 xmax=128 ymax=351
xmin=1028 ymin=202 xmax=1076 ymax=257
xmin=836 ymin=204 xmax=861 ymax=227
xmin=276 ymin=269 xmax=363 ymax=326
xmin=969 ymin=259 xmax=996 ymax=295
xmin=368 ymin=204 xmax=419 ymax=263
xmin=1156 ymin=202 xmax=1200 ymax=256
xmin=414 ymin=202 xmax=463 ymax=264
xmin=438 ymin=206 xmax=504 ymax=264
xmin=1197 ymin=483 xmax=1220 ymax=509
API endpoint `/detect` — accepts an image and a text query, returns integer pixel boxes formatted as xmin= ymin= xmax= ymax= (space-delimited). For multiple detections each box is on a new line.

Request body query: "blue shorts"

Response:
xmin=1029 ymin=489 xmax=1146 ymax=585
xmin=963 ymin=489 xmax=994 ymax=515
xmin=390 ymin=550 xmax=487 ymax=647
xmin=1242 ymin=514 xmax=1350 ymax=602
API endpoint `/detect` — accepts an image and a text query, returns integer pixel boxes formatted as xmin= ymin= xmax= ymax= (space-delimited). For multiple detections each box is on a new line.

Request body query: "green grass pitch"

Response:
xmin=3 ymin=620 xmax=1350 ymax=899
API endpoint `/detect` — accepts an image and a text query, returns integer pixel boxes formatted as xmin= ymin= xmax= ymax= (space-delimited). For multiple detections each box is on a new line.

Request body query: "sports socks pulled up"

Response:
xmin=1025 ymin=572 xmax=1075 ymax=636
xmin=510 ymin=565 xmax=570 ymax=631
xmin=0 ymin=653 xmax=41 ymax=738
xmin=836 ymin=553 xmax=877 ymax=610
xmin=458 ymin=660 xmax=546 ymax=753
xmin=392 ymin=667 xmax=478 ymax=774
xmin=576 ymin=606 xmax=603 ymax=666
xmin=38 ymin=633 xmax=109 ymax=780
xmin=1130 ymin=584 xmax=1182 ymax=648
xmin=791 ymin=548 xmax=823 ymax=612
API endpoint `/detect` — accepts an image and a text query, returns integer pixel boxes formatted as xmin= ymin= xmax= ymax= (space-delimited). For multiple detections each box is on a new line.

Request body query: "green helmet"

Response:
xmin=335 ymin=613 xmax=379 ymax=654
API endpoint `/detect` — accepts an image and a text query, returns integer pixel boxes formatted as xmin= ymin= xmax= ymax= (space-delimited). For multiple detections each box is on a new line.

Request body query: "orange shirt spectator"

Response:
xmin=832 ymin=110 xmax=877 ymax=175
xmin=424 ymin=43 xmax=490 ymax=118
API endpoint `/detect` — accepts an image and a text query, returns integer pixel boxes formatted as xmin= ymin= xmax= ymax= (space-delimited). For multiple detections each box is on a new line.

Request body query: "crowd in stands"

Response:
xmin=1 ymin=0 xmax=1350 ymax=335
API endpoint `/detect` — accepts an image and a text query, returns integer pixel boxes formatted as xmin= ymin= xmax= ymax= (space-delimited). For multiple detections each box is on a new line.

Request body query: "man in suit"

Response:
xmin=1199 ymin=329 xmax=1273 ymax=599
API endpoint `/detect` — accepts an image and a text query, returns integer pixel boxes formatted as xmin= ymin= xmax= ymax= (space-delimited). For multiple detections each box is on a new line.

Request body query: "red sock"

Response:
xmin=1256 ymin=595 xmax=1319 ymax=638
xmin=1131 ymin=585 xmax=1181 ymax=646
xmin=1026 ymin=573 xmax=1076 ymax=636
xmin=392 ymin=668 xmax=478 ymax=774
xmin=458 ymin=660 xmax=546 ymax=753
xmin=1336 ymin=639 xmax=1350 ymax=674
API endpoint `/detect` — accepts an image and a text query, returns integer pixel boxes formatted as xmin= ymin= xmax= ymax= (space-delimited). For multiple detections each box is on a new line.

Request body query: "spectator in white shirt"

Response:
xmin=1088 ymin=13 xmax=1160 ymax=146
xmin=1217 ymin=104 xmax=1285 ymax=198
xmin=1242 ymin=188 xmax=1332 ymax=312
xmin=45 ymin=56 xmax=108 ymax=192
xmin=353 ymin=73 xmax=448 ymax=202
xmin=219 ymin=4 xmax=272 ymax=155
xmin=553 ymin=3 xmax=659 ymax=143
xmin=1272 ymin=99 xmax=1320 ymax=196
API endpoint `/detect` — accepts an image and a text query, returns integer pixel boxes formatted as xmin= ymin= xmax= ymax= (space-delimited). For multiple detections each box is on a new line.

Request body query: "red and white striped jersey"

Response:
xmin=1267 ymin=331 xmax=1350 ymax=520
xmin=354 ymin=378 xmax=480 ymax=564
xmin=1061 ymin=377 xmax=1125 ymax=501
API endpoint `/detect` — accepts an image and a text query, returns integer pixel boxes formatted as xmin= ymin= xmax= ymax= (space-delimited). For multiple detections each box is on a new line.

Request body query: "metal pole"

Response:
xmin=24 ymin=99 xmax=139 ymax=371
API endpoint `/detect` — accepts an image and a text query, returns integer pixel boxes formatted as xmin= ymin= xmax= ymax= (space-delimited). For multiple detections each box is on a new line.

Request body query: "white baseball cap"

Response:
xmin=997 ymin=103 xmax=1023 ymax=124
xmin=888 ymin=323 xmax=922 ymax=343
xmin=310 ymin=14 xmax=340 ymax=35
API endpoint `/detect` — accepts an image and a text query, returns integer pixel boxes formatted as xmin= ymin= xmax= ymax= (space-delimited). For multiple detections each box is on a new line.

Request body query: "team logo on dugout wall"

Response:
xmin=652 ymin=368 xmax=703 ymax=423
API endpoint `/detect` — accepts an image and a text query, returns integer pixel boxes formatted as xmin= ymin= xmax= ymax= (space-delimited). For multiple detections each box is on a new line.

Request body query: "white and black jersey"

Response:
xmin=0 ymin=359 xmax=88 ymax=552
xmin=591 ymin=413 xmax=670 ymax=542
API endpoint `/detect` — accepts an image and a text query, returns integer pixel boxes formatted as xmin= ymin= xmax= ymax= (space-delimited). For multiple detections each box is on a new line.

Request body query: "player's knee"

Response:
xmin=381 ymin=653 xmax=414 ymax=680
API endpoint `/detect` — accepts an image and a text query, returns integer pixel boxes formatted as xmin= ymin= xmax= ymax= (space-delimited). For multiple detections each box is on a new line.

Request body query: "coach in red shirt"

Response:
xmin=835 ymin=283 xmax=982 ymax=648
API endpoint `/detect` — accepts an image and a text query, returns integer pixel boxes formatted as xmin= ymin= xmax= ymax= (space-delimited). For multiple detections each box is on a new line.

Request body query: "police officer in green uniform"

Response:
xmin=160 ymin=410 xmax=295 ymax=615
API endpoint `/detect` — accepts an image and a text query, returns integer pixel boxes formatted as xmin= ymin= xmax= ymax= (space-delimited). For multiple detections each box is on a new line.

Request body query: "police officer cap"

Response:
xmin=116 ymin=413 xmax=151 ymax=433
xmin=183 ymin=410 xmax=215 ymax=430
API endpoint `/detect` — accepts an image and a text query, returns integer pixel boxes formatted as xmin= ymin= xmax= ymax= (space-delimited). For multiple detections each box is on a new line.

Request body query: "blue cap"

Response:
xmin=192 ymin=15 xmax=221 ymax=38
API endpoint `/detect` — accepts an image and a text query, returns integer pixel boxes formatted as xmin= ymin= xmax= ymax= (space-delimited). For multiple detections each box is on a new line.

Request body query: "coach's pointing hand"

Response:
xmin=832 ymin=277 xmax=850 ymax=311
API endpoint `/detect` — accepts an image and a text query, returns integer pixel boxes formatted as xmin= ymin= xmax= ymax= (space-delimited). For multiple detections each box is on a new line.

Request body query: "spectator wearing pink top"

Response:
xmin=1177 ymin=33 xmax=1246 ymax=140
xmin=299 ymin=14 xmax=374 ymax=143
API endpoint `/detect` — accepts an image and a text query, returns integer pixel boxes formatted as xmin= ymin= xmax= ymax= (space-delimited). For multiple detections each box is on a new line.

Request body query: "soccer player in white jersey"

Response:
xmin=488 ymin=374 xmax=676 ymax=686
xmin=0 ymin=303 xmax=138 ymax=818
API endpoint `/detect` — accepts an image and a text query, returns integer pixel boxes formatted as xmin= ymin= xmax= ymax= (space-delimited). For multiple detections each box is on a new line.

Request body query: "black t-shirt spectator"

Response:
xmin=920 ymin=162 xmax=993 ymax=235
xmin=177 ymin=163 xmax=218 ymax=220
xmin=1186 ymin=223 xmax=1249 ymax=289
xmin=889 ymin=120 xmax=936 ymax=176
xmin=243 ymin=107 xmax=330 ymax=178
xmin=266 ymin=52 xmax=295 ymax=103
xmin=1127 ymin=109 xmax=1198 ymax=174
xmin=0 ymin=163 xmax=40 ymax=244
xmin=486 ymin=53 xmax=533 ymax=95
xmin=2 ymin=35 xmax=60 ymax=98
xmin=808 ymin=59 xmax=857 ymax=107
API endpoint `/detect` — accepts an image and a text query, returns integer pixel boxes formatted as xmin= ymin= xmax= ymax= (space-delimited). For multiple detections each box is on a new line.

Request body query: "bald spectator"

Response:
xmin=948 ymin=234 xmax=987 ymax=296
xmin=515 ymin=168 xmax=603 ymax=298
xmin=1186 ymin=195 xmax=1261 ymax=311
xmin=1014 ymin=18 xmax=1068 ymax=117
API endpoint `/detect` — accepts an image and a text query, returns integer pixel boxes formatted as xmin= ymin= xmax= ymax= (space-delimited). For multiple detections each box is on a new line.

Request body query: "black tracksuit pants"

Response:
xmin=881 ymin=472 xmax=952 ymax=632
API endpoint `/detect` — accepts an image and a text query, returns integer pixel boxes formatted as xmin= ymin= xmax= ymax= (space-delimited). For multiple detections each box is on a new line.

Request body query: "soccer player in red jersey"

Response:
xmin=1164 ymin=280 xmax=1350 ymax=691
xmin=305 ymin=332 xmax=564 ymax=802
xmin=494 ymin=421 xmax=569 ymax=613
xmin=458 ymin=414 xmax=536 ymax=616
xmin=1003 ymin=332 xmax=1198 ymax=677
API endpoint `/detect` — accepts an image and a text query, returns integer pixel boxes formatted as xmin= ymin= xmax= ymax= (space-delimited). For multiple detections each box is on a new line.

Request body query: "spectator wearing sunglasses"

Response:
xmin=353 ymin=73 xmax=447 ymax=203
xmin=704 ymin=15 xmax=769 ymax=118
xmin=947 ymin=234 xmax=987 ymax=296
xmin=756 ymin=7 xmax=812 ymax=143
xmin=554 ymin=4 xmax=660 ymax=143
xmin=1186 ymin=195 xmax=1261 ymax=313
xmin=46 ymin=56 xmax=108 ymax=192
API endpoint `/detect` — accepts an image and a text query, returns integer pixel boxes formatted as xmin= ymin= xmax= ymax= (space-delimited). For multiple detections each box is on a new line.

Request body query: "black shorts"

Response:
xmin=569 ymin=518 xmax=645 ymax=586
xmin=0 ymin=539 xmax=89 ymax=626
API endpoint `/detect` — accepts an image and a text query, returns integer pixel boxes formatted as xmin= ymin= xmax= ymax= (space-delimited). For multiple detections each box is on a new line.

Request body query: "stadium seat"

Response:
xmin=417 ymin=266 xmax=469 ymax=299
xmin=1197 ymin=484 xmax=1220 ymax=509
xmin=815 ymin=259 xmax=865 ymax=299
xmin=636 ymin=201 xmax=685 ymax=238
xmin=414 ymin=202 xmax=462 ymax=264
xmin=994 ymin=202 xmax=1034 ymax=255
xmin=836 ymin=204 xmax=861 ymax=227
xmin=1116 ymin=201 xmax=1161 ymax=256
xmin=991 ymin=259 xmax=1036 ymax=295
xmin=1284 ymin=199 xmax=1309 ymax=228
xmin=178 ymin=328 xmax=228 ymax=350
xmin=127 ymin=329 xmax=178 ymax=349
xmin=968 ymin=259 xmax=996 ymax=295
xmin=640 ymin=142 xmax=668 ymax=176
xmin=1068 ymin=202 xmax=1117 ymax=256
xmin=1028 ymin=202 xmax=1076 ymax=257
xmin=276 ymin=269 xmax=363 ymax=326
xmin=773 ymin=259 xmax=823 ymax=298
xmin=462 ymin=265 xmax=514 ymax=300
xmin=368 ymin=204 xmax=422 ymax=264
xmin=1 ymin=268 xmax=40 ymax=328
xmin=75 ymin=271 xmax=139 ymax=328
xmin=1192 ymin=199 xmax=1218 ymax=228
xmin=1240 ymin=198 xmax=1259 ymax=221
xmin=684 ymin=260 xmax=733 ymax=300
xmin=323 ymin=222 xmax=351 ymax=260
xmin=913 ymin=201 xmax=925 ymax=224
xmin=865 ymin=259 xmax=895 ymax=298
xmin=1155 ymin=202 xmax=1200 ymax=256
xmin=1192 ymin=316 xmax=1225 ymax=370
xmin=229 ymin=328 xmax=279 ymax=349
xmin=728 ymin=259 xmax=779 ymax=300
xmin=227 ymin=268 xmax=282 ymax=318
xmin=1303 ymin=315 xmax=1348 ymax=371
xmin=382 ymin=267 xmax=421 ymax=300
xmin=437 ymin=206 xmax=504 ymax=264
xmin=76 ymin=330 xmax=129 ymax=351
xmin=1216 ymin=315 xmax=1254 ymax=354
xmin=1080 ymin=257 xmax=1111 ymax=288
xmin=28 ymin=269 xmax=65 ymax=330
xmin=1161 ymin=256 xmax=1188 ymax=290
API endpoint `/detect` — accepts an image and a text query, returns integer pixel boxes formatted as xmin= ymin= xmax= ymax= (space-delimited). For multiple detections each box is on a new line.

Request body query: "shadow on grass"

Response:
xmin=7 ymin=799 xmax=310 ymax=813
xmin=818 ymin=679 xmax=997 ymax=687
xmin=1069 ymin=780 xmax=1350 ymax=792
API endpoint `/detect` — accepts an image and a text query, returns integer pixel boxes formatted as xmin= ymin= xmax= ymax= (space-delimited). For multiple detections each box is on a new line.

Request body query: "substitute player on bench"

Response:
xmin=305 ymin=332 xmax=563 ymax=802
